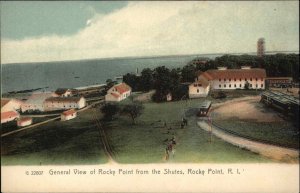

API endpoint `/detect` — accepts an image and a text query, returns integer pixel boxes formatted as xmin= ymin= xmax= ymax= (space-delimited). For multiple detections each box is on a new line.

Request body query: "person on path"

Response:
xmin=165 ymin=147 xmax=169 ymax=161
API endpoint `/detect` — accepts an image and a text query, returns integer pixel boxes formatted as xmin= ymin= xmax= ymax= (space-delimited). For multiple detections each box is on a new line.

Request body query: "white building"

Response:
xmin=105 ymin=83 xmax=132 ymax=102
xmin=189 ymin=66 xmax=266 ymax=98
xmin=21 ymin=92 xmax=54 ymax=113
xmin=1 ymin=111 xmax=20 ymax=124
xmin=61 ymin=109 xmax=77 ymax=121
xmin=17 ymin=117 xmax=33 ymax=127
xmin=44 ymin=97 xmax=86 ymax=111
xmin=189 ymin=75 xmax=211 ymax=98
xmin=1 ymin=98 xmax=23 ymax=113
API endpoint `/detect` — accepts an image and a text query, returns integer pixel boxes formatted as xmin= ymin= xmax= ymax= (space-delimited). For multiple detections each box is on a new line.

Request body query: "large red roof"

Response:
xmin=62 ymin=109 xmax=76 ymax=116
xmin=1 ymin=111 xmax=19 ymax=120
xmin=110 ymin=92 xmax=120 ymax=98
xmin=204 ymin=68 xmax=266 ymax=79
xmin=114 ymin=83 xmax=131 ymax=94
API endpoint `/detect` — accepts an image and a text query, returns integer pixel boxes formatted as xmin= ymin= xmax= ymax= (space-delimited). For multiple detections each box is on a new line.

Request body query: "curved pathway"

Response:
xmin=197 ymin=121 xmax=299 ymax=163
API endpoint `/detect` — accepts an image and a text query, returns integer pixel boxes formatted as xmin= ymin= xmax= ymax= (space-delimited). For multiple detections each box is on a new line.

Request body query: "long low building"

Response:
xmin=43 ymin=97 xmax=86 ymax=111
xmin=72 ymin=84 xmax=106 ymax=97
xmin=189 ymin=66 xmax=267 ymax=98
xmin=21 ymin=92 xmax=55 ymax=113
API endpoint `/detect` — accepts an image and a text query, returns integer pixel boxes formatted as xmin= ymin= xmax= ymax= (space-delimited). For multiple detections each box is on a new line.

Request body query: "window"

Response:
xmin=240 ymin=78 xmax=242 ymax=81
xmin=234 ymin=84 xmax=236 ymax=88
xmin=224 ymin=84 xmax=226 ymax=88
xmin=240 ymin=84 xmax=242 ymax=87
xmin=250 ymin=84 xmax=252 ymax=87
xmin=229 ymin=78 xmax=231 ymax=81
xmin=198 ymin=84 xmax=202 ymax=87
xmin=219 ymin=79 xmax=221 ymax=81
xmin=219 ymin=84 xmax=221 ymax=88
xmin=229 ymin=84 xmax=231 ymax=88
xmin=261 ymin=78 xmax=263 ymax=81
xmin=224 ymin=78 xmax=226 ymax=81
xmin=256 ymin=84 xmax=258 ymax=88
xmin=250 ymin=78 xmax=252 ymax=81
xmin=256 ymin=78 xmax=258 ymax=81
xmin=261 ymin=84 xmax=264 ymax=87
xmin=197 ymin=89 xmax=199 ymax=93
xmin=234 ymin=78 xmax=236 ymax=81
xmin=194 ymin=84 xmax=197 ymax=87
xmin=245 ymin=78 xmax=247 ymax=81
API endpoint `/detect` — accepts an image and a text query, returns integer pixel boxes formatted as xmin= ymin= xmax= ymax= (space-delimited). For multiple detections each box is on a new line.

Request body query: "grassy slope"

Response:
xmin=1 ymin=109 xmax=108 ymax=165
xmin=213 ymin=119 xmax=299 ymax=149
xmin=106 ymin=98 xmax=270 ymax=163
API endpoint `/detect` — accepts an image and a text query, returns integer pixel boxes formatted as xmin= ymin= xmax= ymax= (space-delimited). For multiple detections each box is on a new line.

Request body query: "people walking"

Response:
xmin=165 ymin=147 xmax=169 ymax=160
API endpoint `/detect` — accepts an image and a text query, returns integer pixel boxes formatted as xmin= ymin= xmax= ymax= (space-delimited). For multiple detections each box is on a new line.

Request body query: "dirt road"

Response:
xmin=197 ymin=121 xmax=299 ymax=163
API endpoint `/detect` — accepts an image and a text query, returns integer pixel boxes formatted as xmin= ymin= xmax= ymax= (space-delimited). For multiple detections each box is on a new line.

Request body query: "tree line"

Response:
xmin=120 ymin=53 xmax=299 ymax=102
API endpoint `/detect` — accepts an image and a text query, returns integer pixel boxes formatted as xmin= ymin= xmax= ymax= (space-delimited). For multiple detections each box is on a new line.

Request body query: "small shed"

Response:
xmin=61 ymin=109 xmax=77 ymax=121
xmin=166 ymin=93 xmax=172 ymax=101
xmin=17 ymin=117 xmax=33 ymax=127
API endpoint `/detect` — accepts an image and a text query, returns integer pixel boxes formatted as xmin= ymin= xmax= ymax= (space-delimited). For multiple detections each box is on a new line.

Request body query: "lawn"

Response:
xmin=213 ymin=119 xmax=299 ymax=149
xmin=2 ymin=94 xmax=278 ymax=165
xmin=105 ymin=97 xmax=271 ymax=163
xmin=1 ymin=109 xmax=108 ymax=165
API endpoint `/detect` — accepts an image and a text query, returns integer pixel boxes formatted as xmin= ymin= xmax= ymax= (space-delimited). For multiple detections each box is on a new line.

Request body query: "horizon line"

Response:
xmin=2 ymin=50 xmax=299 ymax=65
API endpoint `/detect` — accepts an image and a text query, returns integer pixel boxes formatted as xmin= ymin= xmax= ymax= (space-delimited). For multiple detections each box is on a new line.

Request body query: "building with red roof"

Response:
xmin=1 ymin=111 xmax=20 ymax=124
xmin=1 ymin=98 xmax=23 ymax=113
xmin=61 ymin=109 xmax=77 ymax=121
xmin=105 ymin=82 xmax=132 ymax=102
xmin=17 ymin=117 xmax=33 ymax=127
xmin=189 ymin=66 xmax=266 ymax=98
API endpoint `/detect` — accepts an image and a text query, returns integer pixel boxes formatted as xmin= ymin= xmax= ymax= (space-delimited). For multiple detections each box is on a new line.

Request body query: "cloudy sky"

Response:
xmin=1 ymin=1 xmax=299 ymax=64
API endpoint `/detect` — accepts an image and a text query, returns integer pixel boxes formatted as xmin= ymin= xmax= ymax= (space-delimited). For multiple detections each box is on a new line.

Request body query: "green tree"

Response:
xmin=101 ymin=103 xmax=120 ymax=121
xmin=244 ymin=81 xmax=250 ymax=90
xmin=123 ymin=73 xmax=140 ymax=91
xmin=121 ymin=102 xmax=144 ymax=124
xmin=181 ymin=64 xmax=196 ymax=82
xmin=140 ymin=68 xmax=154 ymax=91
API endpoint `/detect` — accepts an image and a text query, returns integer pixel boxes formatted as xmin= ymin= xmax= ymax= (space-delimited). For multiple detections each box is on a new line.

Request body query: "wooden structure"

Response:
xmin=261 ymin=90 xmax=299 ymax=116
xmin=265 ymin=77 xmax=293 ymax=88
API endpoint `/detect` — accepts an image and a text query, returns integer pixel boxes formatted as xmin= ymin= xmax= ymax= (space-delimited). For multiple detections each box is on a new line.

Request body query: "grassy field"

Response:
xmin=106 ymin=97 xmax=271 ymax=163
xmin=213 ymin=119 xmax=299 ymax=149
xmin=2 ymin=93 xmax=280 ymax=165
xmin=1 ymin=109 xmax=108 ymax=165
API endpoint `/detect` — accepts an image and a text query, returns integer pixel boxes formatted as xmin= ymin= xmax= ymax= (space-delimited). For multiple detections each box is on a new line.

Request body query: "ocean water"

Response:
xmin=1 ymin=54 xmax=221 ymax=93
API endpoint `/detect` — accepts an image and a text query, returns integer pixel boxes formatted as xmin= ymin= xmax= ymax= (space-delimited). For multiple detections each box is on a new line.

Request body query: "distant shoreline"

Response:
xmin=2 ymin=51 xmax=299 ymax=66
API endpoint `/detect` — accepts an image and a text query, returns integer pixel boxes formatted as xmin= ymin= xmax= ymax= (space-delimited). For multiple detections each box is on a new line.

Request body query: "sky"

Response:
xmin=1 ymin=1 xmax=299 ymax=64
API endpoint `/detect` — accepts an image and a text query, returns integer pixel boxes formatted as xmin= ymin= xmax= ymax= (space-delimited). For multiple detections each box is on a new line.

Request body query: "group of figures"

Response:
xmin=165 ymin=136 xmax=176 ymax=160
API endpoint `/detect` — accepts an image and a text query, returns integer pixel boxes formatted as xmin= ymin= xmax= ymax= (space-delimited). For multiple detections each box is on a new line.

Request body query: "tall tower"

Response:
xmin=257 ymin=38 xmax=265 ymax=57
